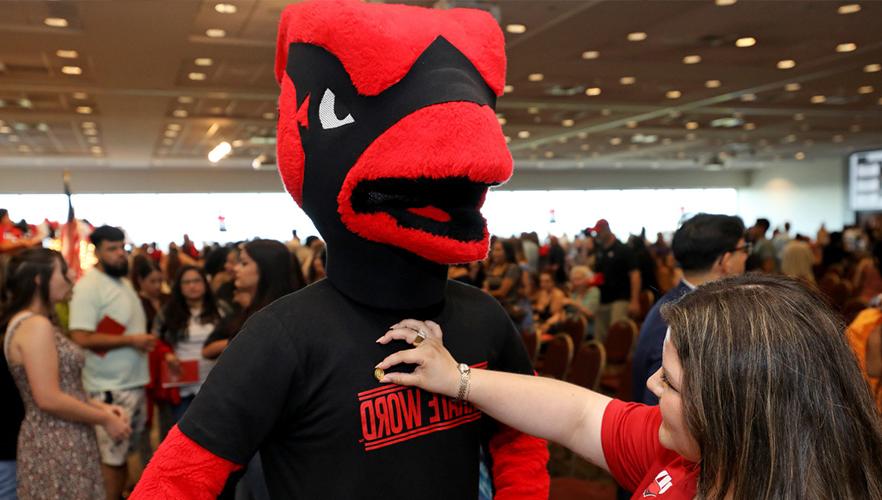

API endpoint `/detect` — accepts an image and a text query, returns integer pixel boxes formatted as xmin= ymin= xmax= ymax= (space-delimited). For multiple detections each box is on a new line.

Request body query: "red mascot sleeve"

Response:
xmin=130 ymin=425 xmax=241 ymax=499
xmin=489 ymin=424 xmax=551 ymax=499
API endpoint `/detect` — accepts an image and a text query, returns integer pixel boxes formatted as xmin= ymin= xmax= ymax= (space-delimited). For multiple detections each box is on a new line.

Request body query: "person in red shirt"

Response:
xmin=377 ymin=274 xmax=882 ymax=499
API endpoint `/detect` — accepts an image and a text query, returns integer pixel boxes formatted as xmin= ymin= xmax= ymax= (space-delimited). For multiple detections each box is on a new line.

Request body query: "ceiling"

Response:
xmin=0 ymin=0 xmax=880 ymax=175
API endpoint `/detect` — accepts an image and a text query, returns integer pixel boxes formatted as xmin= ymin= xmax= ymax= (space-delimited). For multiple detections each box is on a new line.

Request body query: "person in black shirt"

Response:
xmin=590 ymin=219 xmax=640 ymax=341
xmin=131 ymin=2 xmax=549 ymax=499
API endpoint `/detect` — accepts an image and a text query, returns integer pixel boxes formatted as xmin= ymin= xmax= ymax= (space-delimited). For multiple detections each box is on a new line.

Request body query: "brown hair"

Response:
xmin=662 ymin=274 xmax=882 ymax=499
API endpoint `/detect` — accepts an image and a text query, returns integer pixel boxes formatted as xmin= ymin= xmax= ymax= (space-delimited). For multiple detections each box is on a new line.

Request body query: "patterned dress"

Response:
xmin=4 ymin=313 xmax=104 ymax=499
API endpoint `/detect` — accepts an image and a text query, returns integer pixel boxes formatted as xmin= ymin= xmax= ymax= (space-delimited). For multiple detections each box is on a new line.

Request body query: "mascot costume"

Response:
xmin=132 ymin=0 xmax=549 ymax=498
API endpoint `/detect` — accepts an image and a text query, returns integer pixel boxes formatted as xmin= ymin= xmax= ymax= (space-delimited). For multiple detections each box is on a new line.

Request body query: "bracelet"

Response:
xmin=455 ymin=363 xmax=471 ymax=403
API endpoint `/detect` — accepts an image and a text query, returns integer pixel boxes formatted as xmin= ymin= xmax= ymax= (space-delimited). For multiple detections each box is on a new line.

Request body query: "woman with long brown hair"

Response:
xmin=378 ymin=274 xmax=882 ymax=499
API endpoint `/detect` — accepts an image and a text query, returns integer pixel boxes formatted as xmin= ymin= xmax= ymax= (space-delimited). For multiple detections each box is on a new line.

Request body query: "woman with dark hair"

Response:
xmin=482 ymin=239 xmax=531 ymax=329
xmin=531 ymin=270 xmax=566 ymax=334
xmin=152 ymin=265 xmax=222 ymax=434
xmin=131 ymin=255 xmax=166 ymax=332
xmin=378 ymin=274 xmax=882 ymax=499
xmin=2 ymin=248 xmax=131 ymax=499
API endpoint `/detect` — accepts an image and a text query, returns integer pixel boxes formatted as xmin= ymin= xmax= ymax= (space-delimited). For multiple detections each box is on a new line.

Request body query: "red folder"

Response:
xmin=94 ymin=315 xmax=126 ymax=357
xmin=160 ymin=359 xmax=199 ymax=388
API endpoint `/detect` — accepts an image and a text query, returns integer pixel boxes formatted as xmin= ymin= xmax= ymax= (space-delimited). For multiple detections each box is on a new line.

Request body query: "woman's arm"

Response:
xmin=16 ymin=317 xmax=131 ymax=439
xmin=202 ymin=340 xmax=228 ymax=360
xmin=375 ymin=320 xmax=612 ymax=470
xmin=867 ymin=324 xmax=882 ymax=378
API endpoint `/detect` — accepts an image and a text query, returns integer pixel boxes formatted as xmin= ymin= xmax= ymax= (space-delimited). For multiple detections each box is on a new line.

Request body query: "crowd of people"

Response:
xmin=3 ymin=206 xmax=882 ymax=499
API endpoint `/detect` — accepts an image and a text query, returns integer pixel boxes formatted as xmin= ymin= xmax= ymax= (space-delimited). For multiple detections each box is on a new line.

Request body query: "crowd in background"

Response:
xmin=3 ymin=204 xmax=882 ymax=499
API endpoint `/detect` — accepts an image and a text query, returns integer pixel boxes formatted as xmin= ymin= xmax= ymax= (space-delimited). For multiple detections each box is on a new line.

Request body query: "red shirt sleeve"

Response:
xmin=601 ymin=399 xmax=664 ymax=492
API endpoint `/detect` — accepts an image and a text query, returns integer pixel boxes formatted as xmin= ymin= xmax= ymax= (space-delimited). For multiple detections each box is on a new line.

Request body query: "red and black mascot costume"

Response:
xmin=132 ymin=0 xmax=549 ymax=498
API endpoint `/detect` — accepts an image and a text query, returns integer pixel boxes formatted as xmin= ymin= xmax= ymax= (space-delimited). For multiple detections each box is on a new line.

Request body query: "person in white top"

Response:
xmin=69 ymin=225 xmax=156 ymax=500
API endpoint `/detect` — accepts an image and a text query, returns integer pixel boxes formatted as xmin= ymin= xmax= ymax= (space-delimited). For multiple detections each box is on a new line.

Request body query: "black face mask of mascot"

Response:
xmin=285 ymin=37 xmax=504 ymax=311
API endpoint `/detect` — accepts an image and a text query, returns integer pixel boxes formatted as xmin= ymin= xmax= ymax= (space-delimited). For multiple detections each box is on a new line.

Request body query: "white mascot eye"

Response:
xmin=318 ymin=88 xmax=355 ymax=130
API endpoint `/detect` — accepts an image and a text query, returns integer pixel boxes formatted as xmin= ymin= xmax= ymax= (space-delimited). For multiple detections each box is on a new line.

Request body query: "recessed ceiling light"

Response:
xmin=206 ymin=28 xmax=226 ymax=38
xmin=527 ymin=106 xmax=539 ymax=114
xmin=195 ymin=58 xmax=213 ymax=67
xmin=610 ymin=137 xmax=622 ymax=145
xmin=7 ymin=135 xmax=19 ymax=142
xmin=716 ymin=0 xmax=737 ymax=5
xmin=585 ymin=87 xmax=602 ymax=96
xmin=682 ymin=55 xmax=701 ymax=64
xmin=167 ymin=123 xmax=182 ymax=131
xmin=215 ymin=3 xmax=237 ymax=14
xmin=851 ymin=124 xmax=862 ymax=132
xmin=0 ymin=126 xmax=10 ymax=134
xmin=91 ymin=146 xmax=103 ymax=154
xmin=528 ymin=73 xmax=544 ymax=82
xmin=705 ymin=80 xmax=722 ymax=88
xmin=162 ymin=138 xmax=175 ymax=146
xmin=627 ymin=32 xmax=647 ymax=42
xmin=836 ymin=42 xmax=857 ymax=53
xmin=56 ymin=49 xmax=78 ymax=59
xmin=858 ymin=85 xmax=874 ymax=94
xmin=81 ymin=122 xmax=96 ymax=129
xmin=44 ymin=17 xmax=69 ymax=28
xmin=561 ymin=119 xmax=575 ymax=127
xmin=262 ymin=112 xmax=275 ymax=120
xmin=188 ymin=72 xmax=206 ymax=81
xmin=497 ymin=115 xmax=507 ymax=126
xmin=177 ymin=96 xmax=194 ymax=104
xmin=619 ymin=76 xmax=636 ymax=85
xmin=173 ymin=109 xmax=189 ymax=118
xmin=666 ymin=90 xmax=682 ymax=99
xmin=832 ymin=134 xmax=844 ymax=143
xmin=685 ymin=121 xmax=699 ymax=130
xmin=838 ymin=3 xmax=861 ymax=14
xmin=18 ymin=98 xmax=32 ymax=109
xmin=741 ymin=93 xmax=756 ymax=101
xmin=544 ymin=151 xmax=554 ymax=158
xmin=686 ymin=133 xmax=698 ymax=141
xmin=601 ymin=108 xmax=612 ymax=116
xmin=580 ymin=144 xmax=590 ymax=151
xmin=626 ymin=120 xmax=638 ymax=128
xmin=36 ymin=123 xmax=49 ymax=132
xmin=777 ymin=59 xmax=796 ymax=69
xmin=506 ymin=24 xmax=526 ymax=34
xmin=517 ymin=130 xmax=530 ymax=139
xmin=744 ymin=123 xmax=756 ymax=130
xmin=735 ymin=37 xmax=756 ymax=48
xmin=581 ymin=50 xmax=599 ymax=60
xmin=794 ymin=113 xmax=805 ymax=121
xmin=865 ymin=64 xmax=881 ymax=73
xmin=785 ymin=82 xmax=802 ymax=92
xmin=810 ymin=95 xmax=826 ymax=104
xmin=76 ymin=106 xmax=93 ymax=114
xmin=795 ymin=152 xmax=805 ymax=160
xmin=504 ymin=136 xmax=511 ymax=144
xmin=503 ymin=84 xmax=514 ymax=94
xmin=87 ymin=136 xmax=99 ymax=144
xmin=61 ymin=65 xmax=82 ymax=75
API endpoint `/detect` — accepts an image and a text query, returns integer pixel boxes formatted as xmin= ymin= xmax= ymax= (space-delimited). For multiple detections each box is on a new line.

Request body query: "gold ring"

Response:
xmin=413 ymin=330 xmax=427 ymax=346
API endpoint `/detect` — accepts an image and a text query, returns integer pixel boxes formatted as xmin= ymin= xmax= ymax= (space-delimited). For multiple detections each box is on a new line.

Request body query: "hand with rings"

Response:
xmin=375 ymin=319 xmax=461 ymax=398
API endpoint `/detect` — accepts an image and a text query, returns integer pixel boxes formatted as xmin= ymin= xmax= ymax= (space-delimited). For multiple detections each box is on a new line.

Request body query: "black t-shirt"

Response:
xmin=1 ymin=349 xmax=24 ymax=460
xmin=179 ymin=279 xmax=534 ymax=499
xmin=595 ymin=240 xmax=639 ymax=304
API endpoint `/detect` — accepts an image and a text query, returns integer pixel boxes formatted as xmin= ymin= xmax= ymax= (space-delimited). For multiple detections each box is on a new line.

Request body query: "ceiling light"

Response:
xmin=36 ymin=123 xmax=49 ymax=132
xmin=0 ymin=126 xmax=10 ymax=134
xmin=735 ymin=37 xmax=756 ymax=48
xmin=619 ymin=76 xmax=636 ymax=85
xmin=167 ymin=123 xmax=182 ymax=131
xmin=785 ymin=82 xmax=802 ymax=92
xmin=61 ymin=65 xmax=82 ymax=75
xmin=215 ymin=3 xmax=237 ymax=14
xmin=164 ymin=130 xmax=178 ymax=138
xmin=685 ymin=121 xmax=699 ymax=130
xmin=87 ymin=136 xmax=99 ymax=144
xmin=195 ymin=58 xmax=213 ymax=66
xmin=833 ymin=134 xmax=844 ymax=143
xmin=716 ymin=0 xmax=737 ymax=5
xmin=838 ymin=3 xmax=861 ymax=14
xmin=527 ymin=106 xmax=539 ymax=114
xmin=561 ymin=119 xmax=574 ymax=127
xmin=810 ymin=95 xmax=826 ymax=103
xmin=76 ymin=106 xmax=93 ymax=114
xmin=580 ymin=144 xmax=590 ymax=151
xmin=162 ymin=138 xmax=175 ymax=146
xmin=685 ymin=133 xmax=697 ymax=140
xmin=497 ymin=116 xmax=507 ymax=126
xmin=18 ymin=98 xmax=32 ymax=109
xmin=7 ymin=135 xmax=19 ymax=142
xmin=682 ymin=55 xmax=701 ymax=64
xmin=504 ymin=136 xmax=511 ymax=144
xmin=794 ymin=152 xmax=805 ymax=160
xmin=836 ymin=42 xmax=857 ymax=53
xmin=261 ymin=112 xmax=275 ymax=120
xmin=705 ymin=80 xmax=722 ymax=88
xmin=506 ymin=24 xmax=526 ymax=34
xmin=865 ymin=64 xmax=881 ymax=73
xmin=528 ymin=73 xmax=544 ymax=82
xmin=744 ymin=123 xmax=756 ymax=130
xmin=741 ymin=93 xmax=756 ymax=101
xmin=585 ymin=87 xmax=602 ymax=96
xmin=208 ymin=141 xmax=232 ymax=163
xmin=83 ymin=128 xmax=97 ymax=136
xmin=858 ymin=85 xmax=874 ymax=94
xmin=879 ymin=97 xmax=882 ymax=105
xmin=517 ymin=130 xmax=530 ymax=139
xmin=610 ymin=137 xmax=622 ymax=145
xmin=206 ymin=28 xmax=226 ymax=38
xmin=666 ymin=90 xmax=682 ymax=99
xmin=177 ymin=96 xmax=194 ymax=104
xmin=777 ymin=59 xmax=796 ymax=69
xmin=81 ymin=121 xmax=96 ymax=129
xmin=601 ymin=108 xmax=612 ymax=116
xmin=503 ymin=85 xmax=513 ymax=93
xmin=56 ymin=49 xmax=78 ymax=59
xmin=188 ymin=72 xmax=206 ymax=81
xmin=851 ymin=124 xmax=862 ymax=132
xmin=173 ymin=109 xmax=189 ymax=118
xmin=44 ymin=17 xmax=69 ymax=28
xmin=627 ymin=32 xmax=647 ymax=42
xmin=544 ymin=151 xmax=554 ymax=158
xmin=794 ymin=113 xmax=805 ymax=121
xmin=18 ymin=145 xmax=31 ymax=153
xmin=90 ymin=146 xmax=103 ymax=154
xmin=581 ymin=50 xmax=599 ymax=60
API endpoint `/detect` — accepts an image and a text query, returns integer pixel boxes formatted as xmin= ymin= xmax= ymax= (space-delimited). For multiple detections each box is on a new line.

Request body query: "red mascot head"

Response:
xmin=275 ymin=0 xmax=511 ymax=265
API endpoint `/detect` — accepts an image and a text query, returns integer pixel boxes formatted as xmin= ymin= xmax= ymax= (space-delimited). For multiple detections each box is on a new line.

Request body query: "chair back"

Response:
xmin=604 ymin=318 xmax=637 ymax=364
xmin=566 ymin=340 xmax=606 ymax=391
xmin=556 ymin=315 xmax=587 ymax=351
xmin=521 ymin=328 xmax=540 ymax=365
xmin=539 ymin=333 xmax=574 ymax=380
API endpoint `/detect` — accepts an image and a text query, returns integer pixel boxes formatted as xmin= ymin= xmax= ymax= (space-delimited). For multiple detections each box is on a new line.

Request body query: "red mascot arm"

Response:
xmin=488 ymin=424 xmax=550 ymax=500
xmin=130 ymin=425 xmax=242 ymax=500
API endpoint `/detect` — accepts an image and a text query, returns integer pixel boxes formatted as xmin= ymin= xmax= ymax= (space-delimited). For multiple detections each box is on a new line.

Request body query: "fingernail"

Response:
xmin=375 ymin=336 xmax=383 ymax=343
xmin=380 ymin=376 xmax=390 ymax=383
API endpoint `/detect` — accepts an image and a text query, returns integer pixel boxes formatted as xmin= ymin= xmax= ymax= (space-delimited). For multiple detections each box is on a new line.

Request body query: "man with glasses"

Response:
xmin=631 ymin=213 xmax=747 ymax=405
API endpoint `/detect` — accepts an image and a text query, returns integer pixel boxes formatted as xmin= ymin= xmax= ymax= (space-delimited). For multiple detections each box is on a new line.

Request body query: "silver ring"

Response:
xmin=413 ymin=330 xmax=427 ymax=346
